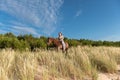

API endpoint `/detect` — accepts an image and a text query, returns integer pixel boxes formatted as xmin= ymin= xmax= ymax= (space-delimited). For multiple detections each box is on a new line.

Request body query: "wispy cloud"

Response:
xmin=12 ymin=26 xmax=39 ymax=35
xmin=0 ymin=0 xmax=64 ymax=35
xmin=0 ymin=30 xmax=7 ymax=33
xmin=102 ymin=34 xmax=120 ymax=41
xmin=75 ymin=10 xmax=82 ymax=17
xmin=0 ymin=22 xmax=4 ymax=26
xmin=0 ymin=22 xmax=40 ymax=36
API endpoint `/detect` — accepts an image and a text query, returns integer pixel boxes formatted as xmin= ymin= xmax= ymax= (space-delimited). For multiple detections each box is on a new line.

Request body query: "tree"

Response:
xmin=4 ymin=32 xmax=16 ymax=38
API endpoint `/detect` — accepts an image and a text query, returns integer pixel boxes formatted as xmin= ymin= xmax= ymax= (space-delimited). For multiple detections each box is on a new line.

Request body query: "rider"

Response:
xmin=58 ymin=32 xmax=65 ymax=51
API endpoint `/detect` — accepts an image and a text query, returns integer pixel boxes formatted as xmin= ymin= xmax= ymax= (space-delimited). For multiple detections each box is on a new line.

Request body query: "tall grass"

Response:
xmin=0 ymin=46 xmax=120 ymax=80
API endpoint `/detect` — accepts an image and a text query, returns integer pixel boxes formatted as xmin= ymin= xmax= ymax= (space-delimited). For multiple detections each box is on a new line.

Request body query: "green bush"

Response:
xmin=0 ymin=32 xmax=120 ymax=51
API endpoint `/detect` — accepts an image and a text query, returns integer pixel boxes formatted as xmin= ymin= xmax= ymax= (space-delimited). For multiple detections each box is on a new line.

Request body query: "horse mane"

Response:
xmin=48 ymin=37 xmax=58 ymax=41
xmin=48 ymin=37 xmax=61 ymax=45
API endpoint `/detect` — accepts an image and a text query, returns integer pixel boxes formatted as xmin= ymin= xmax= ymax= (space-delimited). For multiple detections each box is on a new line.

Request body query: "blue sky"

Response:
xmin=0 ymin=0 xmax=120 ymax=41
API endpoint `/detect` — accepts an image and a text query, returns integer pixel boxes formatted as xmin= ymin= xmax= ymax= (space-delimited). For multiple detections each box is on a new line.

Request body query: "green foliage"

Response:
xmin=4 ymin=32 xmax=16 ymax=38
xmin=68 ymin=39 xmax=80 ymax=47
xmin=0 ymin=32 xmax=120 ymax=51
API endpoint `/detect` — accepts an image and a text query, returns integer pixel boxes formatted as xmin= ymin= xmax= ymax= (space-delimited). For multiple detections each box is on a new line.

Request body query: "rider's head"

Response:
xmin=58 ymin=32 xmax=62 ymax=36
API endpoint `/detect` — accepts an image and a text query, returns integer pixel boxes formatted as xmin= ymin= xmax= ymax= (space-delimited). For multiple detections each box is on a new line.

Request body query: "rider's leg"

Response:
xmin=62 ymin=41 xmax=65 ymax=51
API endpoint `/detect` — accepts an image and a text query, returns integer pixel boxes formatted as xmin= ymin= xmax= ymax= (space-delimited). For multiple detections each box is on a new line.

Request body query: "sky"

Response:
xmin=0 ymin=0 xmax=120 ymax=41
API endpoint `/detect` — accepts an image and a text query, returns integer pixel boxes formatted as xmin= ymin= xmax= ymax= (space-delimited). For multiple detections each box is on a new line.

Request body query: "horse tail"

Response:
xmin=66 ymin=42 xmax=69 ymax=48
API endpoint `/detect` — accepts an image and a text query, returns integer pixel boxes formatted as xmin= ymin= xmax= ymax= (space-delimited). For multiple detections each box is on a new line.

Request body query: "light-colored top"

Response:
xmin=58 ymin=35 xmax=64 ymax=42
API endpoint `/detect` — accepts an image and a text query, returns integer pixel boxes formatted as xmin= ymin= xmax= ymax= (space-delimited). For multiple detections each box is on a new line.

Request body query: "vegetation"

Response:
xmin=0 ymin=46 xmax=120 ymax=80
xmin=0 ymin=32 xmax=120 ymax=51
xmin=0 ymin=33 xmax=120 ymax=80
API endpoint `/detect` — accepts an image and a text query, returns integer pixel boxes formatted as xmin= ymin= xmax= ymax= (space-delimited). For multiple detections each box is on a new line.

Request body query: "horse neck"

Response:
xmin=52 ymin=38 xmax=60 ymax=46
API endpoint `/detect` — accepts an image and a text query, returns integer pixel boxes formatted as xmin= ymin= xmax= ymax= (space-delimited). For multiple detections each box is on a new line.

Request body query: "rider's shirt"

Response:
xmin=58 ymin=35 xmax=64 ymax=42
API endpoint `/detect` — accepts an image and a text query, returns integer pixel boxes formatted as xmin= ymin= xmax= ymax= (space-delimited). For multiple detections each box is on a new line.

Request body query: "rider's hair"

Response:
xmin=58 ymin=32 xmax=62 ymax=35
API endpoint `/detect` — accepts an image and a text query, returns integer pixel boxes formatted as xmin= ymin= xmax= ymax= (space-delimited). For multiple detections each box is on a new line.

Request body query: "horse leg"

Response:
xmin=64 ymin=48 xmax=67 ymax=55
xmin=65 ymin=43 xmax=69 ymax=55
xmin=57 ymin=47 xmax=60 ymax=52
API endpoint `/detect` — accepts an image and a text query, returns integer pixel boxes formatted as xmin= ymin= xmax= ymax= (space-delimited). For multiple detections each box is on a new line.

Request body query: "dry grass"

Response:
xmin=0 ymin=46 xmax=120 ymax=80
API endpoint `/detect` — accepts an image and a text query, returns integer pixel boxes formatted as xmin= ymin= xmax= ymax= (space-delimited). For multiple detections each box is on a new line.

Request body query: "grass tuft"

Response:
xmin=0 ymin=46 xmax=120 ymax=80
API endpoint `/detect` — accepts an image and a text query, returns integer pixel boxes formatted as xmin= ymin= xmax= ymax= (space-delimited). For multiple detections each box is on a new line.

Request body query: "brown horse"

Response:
xmin=47 ymin=37 xmax=69 ymax=53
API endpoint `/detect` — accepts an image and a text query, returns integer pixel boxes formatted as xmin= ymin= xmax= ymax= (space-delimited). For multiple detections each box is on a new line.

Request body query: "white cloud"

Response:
xmin=0 ymin=22 xmax=4 ymax=26
xmin=75 ymin=10 xmax=82 ymax=17
xmin=0 ymin=30 xmax=7 ymax=33
xmin=0 ymin=0 xmax=64 ymax=35
xmin=12 ymin=26 xmax=39 ymax=35
xmin=102 ymin=34 xmax=120 ymax=41
xmin=0 ymin=22 xmax=39 ymax=36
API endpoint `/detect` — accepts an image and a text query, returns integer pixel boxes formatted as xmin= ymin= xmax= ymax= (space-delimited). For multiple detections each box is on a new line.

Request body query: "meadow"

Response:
xmin=0 ymin=46 xmax=120 ymax=80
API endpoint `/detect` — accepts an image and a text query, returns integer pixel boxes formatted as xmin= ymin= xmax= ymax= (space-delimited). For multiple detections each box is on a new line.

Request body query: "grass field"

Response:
xmin=0 ymin=46 xmax=120 ymax=80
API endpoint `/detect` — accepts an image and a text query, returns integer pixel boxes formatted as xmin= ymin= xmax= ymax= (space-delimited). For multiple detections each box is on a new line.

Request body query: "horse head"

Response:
xmin=47 ymin=37 xmax=53 ymax=46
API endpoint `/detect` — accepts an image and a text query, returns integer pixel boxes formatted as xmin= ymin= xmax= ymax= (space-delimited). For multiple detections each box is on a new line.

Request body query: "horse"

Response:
xmin=47 ymin=37 xmax=69 ymax=53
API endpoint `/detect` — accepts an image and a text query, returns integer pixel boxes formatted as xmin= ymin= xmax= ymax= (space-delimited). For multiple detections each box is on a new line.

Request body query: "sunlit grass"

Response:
xmin=0 ymin=46 xmax=120 ymax=80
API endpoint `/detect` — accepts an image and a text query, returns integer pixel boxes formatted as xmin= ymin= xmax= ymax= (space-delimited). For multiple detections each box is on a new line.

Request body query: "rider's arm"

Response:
xmin=60 ymin=35 xmax=64 ymax=40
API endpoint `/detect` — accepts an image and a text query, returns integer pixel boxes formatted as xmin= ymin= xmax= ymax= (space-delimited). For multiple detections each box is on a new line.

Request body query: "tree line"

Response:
xmin=0 ymin=32 xmax=120 ymax=51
